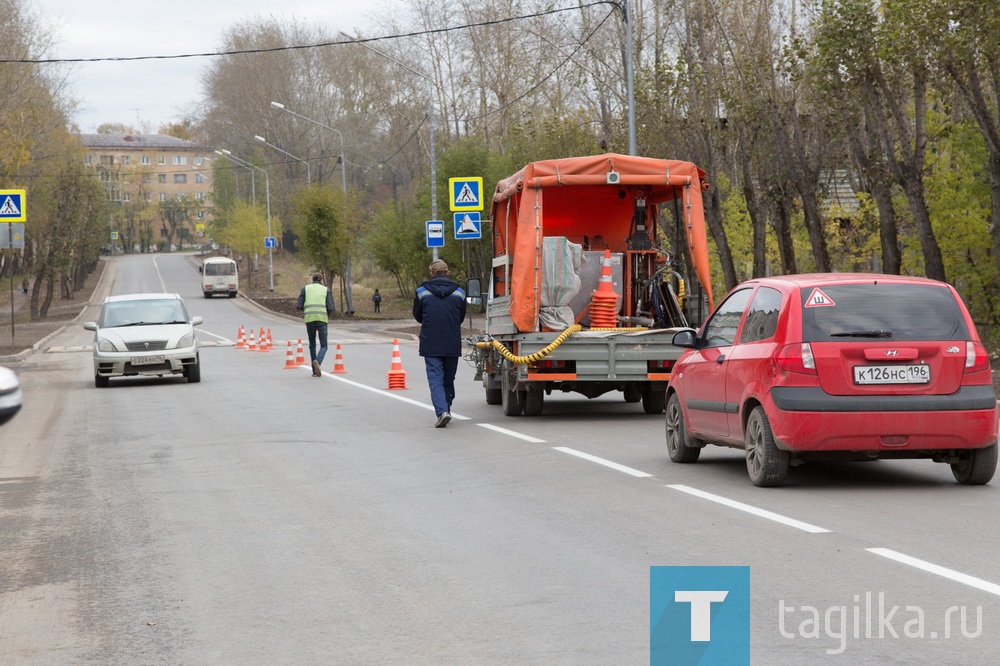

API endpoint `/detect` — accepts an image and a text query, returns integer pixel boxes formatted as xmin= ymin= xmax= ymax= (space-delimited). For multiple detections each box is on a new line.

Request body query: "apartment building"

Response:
xmin=76 ymin=133 xmax=214 ymax=245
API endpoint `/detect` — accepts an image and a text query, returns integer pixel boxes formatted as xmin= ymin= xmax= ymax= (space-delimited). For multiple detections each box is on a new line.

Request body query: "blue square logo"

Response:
xmin=650 ymin=566 xmax=750 ymax=666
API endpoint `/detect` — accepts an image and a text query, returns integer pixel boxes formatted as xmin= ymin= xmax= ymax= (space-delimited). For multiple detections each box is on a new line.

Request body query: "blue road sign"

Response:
xmin=264 ymin=236 xmax=276 ymax=248
xmin=426 ymin=220 xmax=445 ymax=248
xmin=454 ymin=212 xmax=482 ymax=240
xmin=0 ymin=189 xmax=26 ymax=222
xmin=449 ymin=177 xmax=484 ymax=212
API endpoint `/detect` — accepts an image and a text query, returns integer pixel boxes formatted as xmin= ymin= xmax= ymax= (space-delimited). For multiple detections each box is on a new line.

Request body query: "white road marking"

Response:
xmin=478 ymin=423 xmax=546 ymax=443
xmin=554 ymin=447 xmax=652 ymax=477
xmin=667 ymin=484 xmax=832 ymax=534
xmin=326 ymin=374 xmax=467 ymax=420
xmin=867 ymin=548 xmax=1000 ymax=597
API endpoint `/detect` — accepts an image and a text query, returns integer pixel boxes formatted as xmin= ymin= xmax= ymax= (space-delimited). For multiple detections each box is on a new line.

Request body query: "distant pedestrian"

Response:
xmin=372 ymin=289 xmax=382 ymax=314
xmin=295 ymin=272 xmax=335 ymax=377
xmin=20 ymin=278 xmax=29 ymax=295
xmin=413 ymin=260 xmax=466 ymax=427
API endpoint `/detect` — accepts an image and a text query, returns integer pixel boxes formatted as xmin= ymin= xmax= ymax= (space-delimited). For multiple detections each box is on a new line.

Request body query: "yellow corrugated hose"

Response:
xmin=474 ymin=324 xmax=648 ymax=365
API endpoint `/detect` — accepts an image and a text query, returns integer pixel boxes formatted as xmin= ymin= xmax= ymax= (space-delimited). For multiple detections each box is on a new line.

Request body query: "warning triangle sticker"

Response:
xmin=0 ymin=196 xmax=21 ymax=216
xmin=455 ymin=183 xmax=478 ymax=204
xmin=805 ymin=288 xmax=836 ymax=307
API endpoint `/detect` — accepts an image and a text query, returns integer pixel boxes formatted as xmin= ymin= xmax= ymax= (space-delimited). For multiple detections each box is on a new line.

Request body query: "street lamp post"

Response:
xmin=254 ymin=134 xmax=311 ymax=184
xmin=215 ymin=149 xmax=256 ymax=203
xmin=270 ymin=101 xmax=353 ymax=314
xmin=220 ymin=148 xmax=274 ymax=291
xmin=338 ymin=32 xmax=439 ymax=261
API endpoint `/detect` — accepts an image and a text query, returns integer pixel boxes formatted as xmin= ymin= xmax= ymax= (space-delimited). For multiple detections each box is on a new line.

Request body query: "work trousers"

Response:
xmin=424 ymin=356 xmax=458 ymax=417
xmin=305 ymin=321 xmax=329 ymax=365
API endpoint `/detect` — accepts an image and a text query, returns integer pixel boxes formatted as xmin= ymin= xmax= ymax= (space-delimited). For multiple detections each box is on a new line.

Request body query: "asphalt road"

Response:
xmin=2 ymin=254 xmax=999 ymax=664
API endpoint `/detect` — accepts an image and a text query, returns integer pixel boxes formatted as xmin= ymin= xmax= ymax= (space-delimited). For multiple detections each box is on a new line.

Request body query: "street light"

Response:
xmin=219 ymin=148 xmax=274 ymax=291
xmin=338 ymin=32 xmax=439 ymax=261
xmin=254 ymin=134 xmax=311 ymax=184
xmin=270 ymin=100 xmax=353 ymax=313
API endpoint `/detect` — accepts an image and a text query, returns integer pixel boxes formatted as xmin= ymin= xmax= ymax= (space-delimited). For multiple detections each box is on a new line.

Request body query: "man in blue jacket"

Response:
xmin=413 ymin=260 xmax=466 ymax=427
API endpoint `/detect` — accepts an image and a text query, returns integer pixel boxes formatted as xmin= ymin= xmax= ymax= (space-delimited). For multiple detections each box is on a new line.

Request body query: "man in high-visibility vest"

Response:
xmin=295 ymin=273 xmax=336 ymax=377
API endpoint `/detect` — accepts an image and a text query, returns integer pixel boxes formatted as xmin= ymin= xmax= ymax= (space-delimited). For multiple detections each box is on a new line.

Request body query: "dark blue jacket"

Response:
xmin=413 ymin=276 xmax=466 ymax=357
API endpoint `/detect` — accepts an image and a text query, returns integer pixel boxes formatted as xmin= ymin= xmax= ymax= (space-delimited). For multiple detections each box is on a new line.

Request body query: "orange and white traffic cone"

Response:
xmin=266 ymin=328 xmax=274 ymax=351
xmin=295 ymin=339 xmax=307 ymax=366
xmin=247 ymin=328 xmax=257 ymax=351
xmin=282 ymin=341 xmax=297 ymax=369
xmin=588 ymin=249 xmax=621 ymax=328
xmin=332 ymin=343 xmax=347 ymax=374
xmin=386 ymin=338 xmax=407 ymax=390
xmin=235 ymin=325 xmax=247 ymax=349
xmin=258 ymin=327 xmax=269 ymax=352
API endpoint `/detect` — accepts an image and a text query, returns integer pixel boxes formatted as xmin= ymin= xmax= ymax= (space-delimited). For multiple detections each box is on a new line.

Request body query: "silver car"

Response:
xmin=0 ymin=366 xmax=22 ymax=425
xmin=84 ymin=293 xmax=203 ymax=388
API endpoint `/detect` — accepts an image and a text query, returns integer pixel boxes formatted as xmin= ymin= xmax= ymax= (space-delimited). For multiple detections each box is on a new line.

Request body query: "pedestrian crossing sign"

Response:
xmin=449 ymin=177 xmax=484 ymax=212
xmin=0 ymin=189 xmax=26 ymax=222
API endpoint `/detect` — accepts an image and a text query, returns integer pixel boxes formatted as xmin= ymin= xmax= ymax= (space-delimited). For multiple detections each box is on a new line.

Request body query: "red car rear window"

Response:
xmin=799 ymin=284 xmax=969 ymax=342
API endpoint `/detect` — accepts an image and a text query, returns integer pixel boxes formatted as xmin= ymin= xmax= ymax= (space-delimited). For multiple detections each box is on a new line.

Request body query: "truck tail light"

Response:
xmin=774 ymin=343 xmax=816 ymax=375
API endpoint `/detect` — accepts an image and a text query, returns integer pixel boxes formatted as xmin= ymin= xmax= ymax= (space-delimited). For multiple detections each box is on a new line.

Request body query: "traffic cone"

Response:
xmin=247 ymin=328 xmax=257 ymax=351
xmin=295 ymin=339 xmax=307 ymax=366
xmin=266 ymin=328 xmax=274 ymax=351
xmin=588 ymin=249 xmax=621 ymax=328
xmin=332 ymin=343 xmax=347 ymax=374
xmin=282 ymin=341 xmax=297 ymax=369
xmin=386 ymin=338 xmax=407 ymax=390
xmin=234 ymin=325 xmax=247 ymax=349
xmin=258 ymin=327 xmax=269 ymax=352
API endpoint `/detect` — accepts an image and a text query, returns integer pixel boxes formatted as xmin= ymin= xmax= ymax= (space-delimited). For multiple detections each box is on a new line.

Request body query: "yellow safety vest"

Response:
xmin=303 ymin=283 xmax=329 ymax=323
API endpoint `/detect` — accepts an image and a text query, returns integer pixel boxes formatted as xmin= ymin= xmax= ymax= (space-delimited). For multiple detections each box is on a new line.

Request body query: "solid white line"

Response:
xmin=554 ymin=446 xmax=652 ymax=477
xmin=478 ymin=423 xmax=546 ymax=443
xmin=867 ymin=548 xmax=1000 ymax=597
xmin=325 ymin=374 xmax=468 ymax=420
xmin=667 ymin=484 xmax=832 ymax=534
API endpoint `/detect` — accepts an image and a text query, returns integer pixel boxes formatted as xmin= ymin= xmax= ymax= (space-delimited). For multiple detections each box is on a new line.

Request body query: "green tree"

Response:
xmin=290 ymin=185 xmax=349 ymax=306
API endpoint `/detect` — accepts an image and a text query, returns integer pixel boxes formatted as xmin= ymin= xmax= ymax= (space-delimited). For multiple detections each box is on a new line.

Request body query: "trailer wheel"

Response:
xmin=501 ymin=371 xmax=524 ymax=416
xmin=642 ymin=385 xmax=666 ymax=414
xmin=524 ymin=388 xmax=544 ymax=416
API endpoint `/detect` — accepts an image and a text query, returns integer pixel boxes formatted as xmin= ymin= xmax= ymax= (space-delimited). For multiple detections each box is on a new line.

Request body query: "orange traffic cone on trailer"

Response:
xmin=234 ymin=325 xmax=247 ymax=349
xmin=282 ymin=341 xmax=297 ymax=369
xmin=386 ymin=338 xmax=407 ymax=390
xmin=246 ymin=328 xmax=257 ymax=351
xmin=295 ymin=339 xmax=307 ymax=366
xmin=588 ymin=249 xmax=621 ymax=328
xmin=332 ymin=343 xmax=347 ymax=374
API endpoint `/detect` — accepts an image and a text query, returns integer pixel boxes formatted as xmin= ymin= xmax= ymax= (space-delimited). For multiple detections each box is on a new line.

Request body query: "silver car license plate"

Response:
xmin=854 ymin=364 xmax=930 ymax=385
xmin=131 ymin=355 xmax=165 ymax=366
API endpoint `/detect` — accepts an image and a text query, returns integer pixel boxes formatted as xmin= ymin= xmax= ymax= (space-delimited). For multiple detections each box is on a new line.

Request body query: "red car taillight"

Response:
xmin=965 ymin=341 xmax=990 ymax=374
xmin=774 ymin=342 xmax=817 ymax=375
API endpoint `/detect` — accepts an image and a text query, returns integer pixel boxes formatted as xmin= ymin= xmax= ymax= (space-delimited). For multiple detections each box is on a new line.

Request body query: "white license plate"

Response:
xmin=131 ymin=355 xmax=165 ymax=366
xmin=854 ymin=364 xmax=930 ymax=385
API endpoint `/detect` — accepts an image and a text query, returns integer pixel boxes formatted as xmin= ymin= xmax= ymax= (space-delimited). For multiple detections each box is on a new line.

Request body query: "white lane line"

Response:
xmin=867 ymin=548 xmax=1000 ymax=597
xmin=479 ymin=423 xmax=546 ymax=443
xmin=554 ymin=447 xmax=652 ymax=477
xmin=326 ymin=374 xmax=469 ymax=420
xmin=667 ymin=484 xmax=832 ymax=534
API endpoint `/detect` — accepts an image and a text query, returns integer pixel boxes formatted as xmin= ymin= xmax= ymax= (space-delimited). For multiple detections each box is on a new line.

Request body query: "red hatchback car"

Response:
xmin=664 ymin=274 xmax=999 ymax=487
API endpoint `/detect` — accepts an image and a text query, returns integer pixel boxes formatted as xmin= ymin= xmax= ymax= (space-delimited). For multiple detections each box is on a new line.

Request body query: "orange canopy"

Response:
xmin=490 ymin=154 xmax=713 ymax=332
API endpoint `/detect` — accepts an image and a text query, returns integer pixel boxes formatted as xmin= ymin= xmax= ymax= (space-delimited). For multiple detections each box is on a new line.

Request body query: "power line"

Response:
xmin=0 ymin=2 xmax=620 ymax=65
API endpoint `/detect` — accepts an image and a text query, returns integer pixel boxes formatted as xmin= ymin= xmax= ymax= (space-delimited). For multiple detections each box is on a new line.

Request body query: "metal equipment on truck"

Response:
xmin=465 ymin=153 xmax=714 ymax=416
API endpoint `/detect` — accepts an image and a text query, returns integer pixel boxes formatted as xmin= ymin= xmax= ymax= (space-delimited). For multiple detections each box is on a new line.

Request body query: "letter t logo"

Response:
xmin=674 ymin=590 xmax=729 ymax=641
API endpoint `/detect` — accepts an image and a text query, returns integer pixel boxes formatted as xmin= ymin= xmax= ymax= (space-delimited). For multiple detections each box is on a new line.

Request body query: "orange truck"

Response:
xmin=466 ymin=153 xmax=713 ymax=416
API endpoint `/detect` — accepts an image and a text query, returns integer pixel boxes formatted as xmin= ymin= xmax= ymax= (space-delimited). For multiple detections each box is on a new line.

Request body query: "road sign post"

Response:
xmin=0 ymin=190 xmax=25 ymax=343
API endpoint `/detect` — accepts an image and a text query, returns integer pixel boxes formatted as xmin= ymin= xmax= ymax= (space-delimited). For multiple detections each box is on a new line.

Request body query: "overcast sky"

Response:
xmin=31 ymin=0 xmax=381 ymax=133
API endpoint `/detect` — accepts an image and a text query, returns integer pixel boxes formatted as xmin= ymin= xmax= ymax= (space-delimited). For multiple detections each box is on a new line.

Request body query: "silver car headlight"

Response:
xmin=96 ymin=337 xmax=118 ymax=352
xmin=176 ymin=332 xmax=195 ymax=348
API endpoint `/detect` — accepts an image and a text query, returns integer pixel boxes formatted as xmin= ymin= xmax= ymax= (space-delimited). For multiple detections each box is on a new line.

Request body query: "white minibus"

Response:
xmin=201 ymin=257 xmax=239 ymax=298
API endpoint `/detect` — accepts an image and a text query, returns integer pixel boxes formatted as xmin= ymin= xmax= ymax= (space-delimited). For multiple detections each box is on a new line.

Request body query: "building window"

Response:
xmin=195 ymin=173 xmax=206 ymax=183
xmin=173 ymin=155 xmax=187 ymax=165
xmin=142 ymin=174 xmax=151 ymax=183
xmin=100 ymin=155 xmax=114 ymax=165
xmin=120 ymin=155 xmax=130 ymax=165
xmin=197 ymin=210 xmax=206 ymax=219
xmin=157 ymin=156 xmax=166 ymax=165
xmin=85 ymin=154 xmax=93 ymax=165
xmin=173 ymin=174 xmax=187 ymax=184
xmin=194 ymin=156 xmax=204 ymax=166
xmin=195 ymin=192 xmax=204 ymax=201
xmin=141 ymin=155 xmax=150 ymax=165
xmin=159 ymin=192 xmax=168 ymax=202
xmin=123 ymin=193 xmax=132 ymax=202
xmin=158 ymin=174 xmax=167 ymax=183
xmin=145 ymin=193 xmax=152 ymax=203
